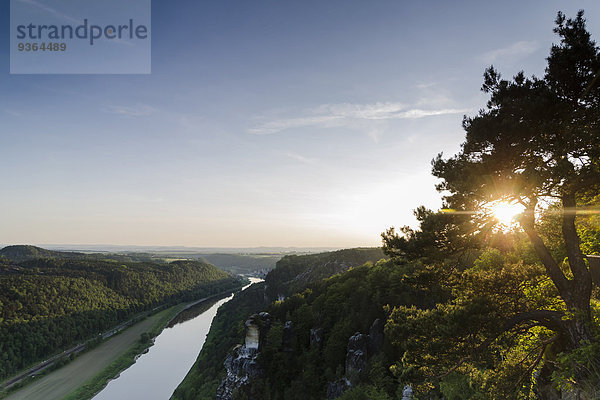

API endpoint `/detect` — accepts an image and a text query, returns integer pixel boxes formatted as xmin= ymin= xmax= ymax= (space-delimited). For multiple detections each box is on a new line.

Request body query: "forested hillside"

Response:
xmin=264 ymin=248 xmax=386 ymax=301
xmin=0 ymin=244 xmax=159 ymax=264
xmin=0 ymin=248 xmax=243 ymax=381
xmin=241 ymin=258 xmax=449 ymax=400
xmin=171 ymin=248 xmax=386 ymax=400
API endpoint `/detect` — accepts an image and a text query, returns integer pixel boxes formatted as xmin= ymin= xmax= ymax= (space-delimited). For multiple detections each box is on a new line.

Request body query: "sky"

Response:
xmin=1 ymin=0 xmax=600 ymax=248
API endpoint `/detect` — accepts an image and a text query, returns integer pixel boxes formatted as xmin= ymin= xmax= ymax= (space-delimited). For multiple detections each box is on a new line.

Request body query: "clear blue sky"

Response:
xmin=1 ymin=0 xmax=599 ymax=248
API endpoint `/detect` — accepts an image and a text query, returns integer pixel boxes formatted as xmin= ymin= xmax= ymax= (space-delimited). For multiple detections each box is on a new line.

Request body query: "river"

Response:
xmin=92 ymin=278 xmax=262 ymax=400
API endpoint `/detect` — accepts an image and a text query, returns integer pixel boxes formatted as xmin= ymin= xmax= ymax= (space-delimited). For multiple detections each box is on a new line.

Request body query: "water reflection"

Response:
xmin=166 ymin=296 xmax=224 ymax=328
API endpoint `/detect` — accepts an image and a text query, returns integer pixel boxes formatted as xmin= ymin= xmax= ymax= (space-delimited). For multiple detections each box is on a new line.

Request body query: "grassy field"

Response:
xmin=4 ymin=305 xmax=183 ymax=400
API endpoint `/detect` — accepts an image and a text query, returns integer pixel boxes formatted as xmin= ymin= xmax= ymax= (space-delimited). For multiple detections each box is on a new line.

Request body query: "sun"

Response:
xmin=491 ymin=201 xmax=525 ymax=227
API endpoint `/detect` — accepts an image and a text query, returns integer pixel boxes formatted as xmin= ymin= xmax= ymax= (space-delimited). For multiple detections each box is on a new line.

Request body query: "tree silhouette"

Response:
xmin=433 ymin=11 xmax=600 ymax=348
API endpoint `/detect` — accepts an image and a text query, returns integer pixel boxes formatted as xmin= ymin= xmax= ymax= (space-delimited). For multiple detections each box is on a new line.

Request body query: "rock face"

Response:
xmin=345 ymin=333 xmax=368 ymax=383
xmin=310 ymin=328 xmax=324 ymax=349
xmin=219 ymin=316 xmax=385 ymax=400
xmin=326 ymin=320 xmax=385 ymax=399
xmin=401 ymin=385 xmax=413 ymax=400
xmin=216 ymin=345 xmax=261 ymax=400
xmin=216 ymin=313 xmax=271 ymax=400
xmin=244 ymin=323 xmax=260 ymax=350
xmin=326 ymin=378 xmax=351 ymax=400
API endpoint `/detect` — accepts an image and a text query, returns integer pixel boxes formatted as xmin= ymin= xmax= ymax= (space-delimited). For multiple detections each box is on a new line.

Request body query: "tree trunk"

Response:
xmin=520 ymin=195 xmax=594 ymax=347
xmin=561 ymin=191 xmax=593 ymax=317
xmin=520 ymin=203 xmax=569 ymax=300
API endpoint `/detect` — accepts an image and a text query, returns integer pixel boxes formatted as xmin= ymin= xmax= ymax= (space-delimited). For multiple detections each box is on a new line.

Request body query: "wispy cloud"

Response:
xmin=416 ymin=82 xmax=437 ymax=89
xmin=18 ymin=0 xmax=81 ymax=24
xmin=250 ymin=102 xmax=467 ymax=135
xmin=285 ymin=152 xmax=317 ymax=165
xmin=480 ymin=40 xmax=539 ymax=64
xmin=104 ymin=104 xmax=157 ymax=117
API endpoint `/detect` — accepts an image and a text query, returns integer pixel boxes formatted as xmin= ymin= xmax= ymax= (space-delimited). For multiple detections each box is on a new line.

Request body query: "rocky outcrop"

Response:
xmin=244 ymin=323 xmax=260 ymax=350
xmin=401 ymin=385 xmax=413 ymax=400
xmin=326 ymin=378 xmax=351 ymax=400
xmin=216 ymin=313 xmax=271 ymax=400
xmin=326 ymin=320 xmax=386 ymax=399
xmin=325 ymin=332 xmax=366 ymax=398
xmin=345 ymin=333 xmax=368 ymax=383
xmin=216 ymin=345 xmax=261 ymax=400
xmin=310 ymin=328 xmax=324 ymax=349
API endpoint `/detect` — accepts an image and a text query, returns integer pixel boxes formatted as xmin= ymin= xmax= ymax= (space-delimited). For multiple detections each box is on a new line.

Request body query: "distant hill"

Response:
xmin=264 ymin=247 xmax=387 ymax=301
xmin=0 ymin=245 xmax=163 ymax=264
xmin=198 ymin=254 xmax=281 ymax=275
xmin=0 ymin=245 xmax=85 ymax=262
xmin=0 ymin=246 xmax=290 ymax=275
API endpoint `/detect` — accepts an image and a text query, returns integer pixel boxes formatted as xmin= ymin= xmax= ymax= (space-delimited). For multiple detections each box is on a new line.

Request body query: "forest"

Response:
xmin=0 ymin=245 xmax=243 ymax=381
xmin=172 ymin=248 xmax=387 ymax=400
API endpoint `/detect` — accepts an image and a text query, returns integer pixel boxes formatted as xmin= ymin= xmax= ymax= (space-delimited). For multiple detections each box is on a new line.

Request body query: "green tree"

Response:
xmin=381 ymin=206 xmax=477 ymax=263
xmin=432 ymin=11 xmax=600 ymax=349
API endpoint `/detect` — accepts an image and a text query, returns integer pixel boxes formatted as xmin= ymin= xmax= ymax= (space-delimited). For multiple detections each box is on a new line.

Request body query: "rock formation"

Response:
xmin=310 ymin=327 xmax=324 ymax=349
xmin=326 ymin=378 xmax=351 ymax=400
xmin=326 ymin=319 xmax=386 ymax=399
xmin=216 ymin=313 xmax=271 ymax=400
xmin=401 ymin=385 xmax=413 ymax=400
xmin=345 ymin=332 xmax=368 ymax=383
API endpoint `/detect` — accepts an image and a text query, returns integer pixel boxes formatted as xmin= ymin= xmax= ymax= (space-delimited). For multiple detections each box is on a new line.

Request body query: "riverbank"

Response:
xmin=3 ymin=284 xmax=246 ymax=400
xmin=3 ymin=306 xmax=177 ymax=400
xmin=63 ymin=304 xmax=185 ymax=400
xmin=1 ymin=309 xmax=153 ymax=393
xmin=95 ymin=278 xmax=263 ymax=400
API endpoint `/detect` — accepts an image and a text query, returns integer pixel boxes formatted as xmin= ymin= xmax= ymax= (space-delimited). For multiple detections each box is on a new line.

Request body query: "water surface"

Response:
xmin=93 ymin=278 xmax=261 ymax=400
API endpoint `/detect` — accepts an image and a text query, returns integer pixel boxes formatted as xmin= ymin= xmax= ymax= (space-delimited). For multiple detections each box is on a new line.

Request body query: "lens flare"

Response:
xmin=491 ymin=201 xmax=525 ymax=227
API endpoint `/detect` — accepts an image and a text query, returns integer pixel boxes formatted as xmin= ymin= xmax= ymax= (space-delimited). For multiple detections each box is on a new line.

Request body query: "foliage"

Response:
xmin=264 ymin=248 xmax=386 ymax=301
xmin=172 ymin=248 xmax=388 ymax=400
xmin=337 ymin=384 xmax=392 ymax=400
xmin=394 ymin=10 xmax=600 ymax=397
xmin=431 ymin=11 xmax=600 ymax=333
xmin=240 ymin=259 xmax=447 ymax=400
xmin=381 ymin=206 xmax=478 ymax=263
xmin=0 ymin=245 xmax=160 ymax=264
xmin=386 ymin=247 xmax=561 ymax=398
xmin=0 ymin=251 xmax=241 ymax=381
xmin=578 ymin=193 xmax=600 ymax=255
